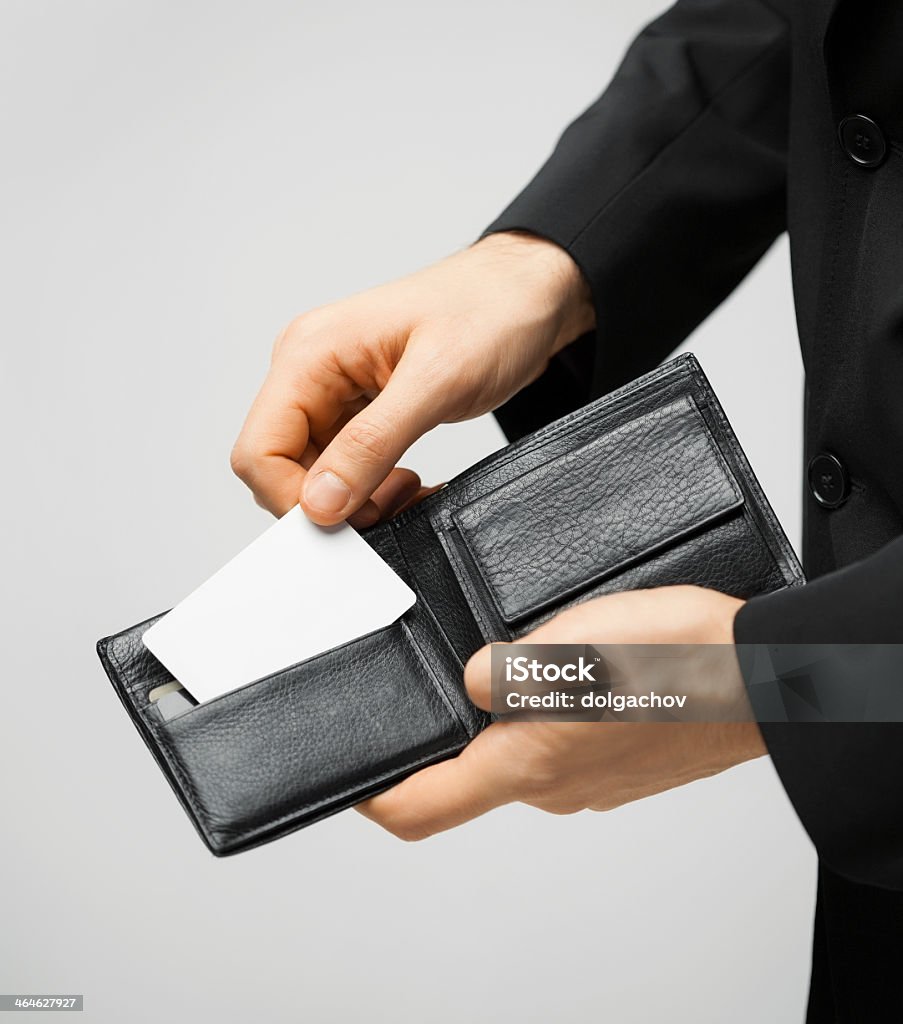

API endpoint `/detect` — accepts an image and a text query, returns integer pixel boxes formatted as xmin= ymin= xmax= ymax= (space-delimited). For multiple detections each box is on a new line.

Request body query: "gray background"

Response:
xmin=1 ymin=1 xmax=813 ymax=1021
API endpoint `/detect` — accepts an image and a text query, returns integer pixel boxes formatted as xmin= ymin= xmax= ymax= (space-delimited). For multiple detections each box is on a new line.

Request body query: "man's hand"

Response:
xmin=231 ymin=232 xmax=594 ymax=526
xmin=357 ymin=586 xmax=765 ymax=841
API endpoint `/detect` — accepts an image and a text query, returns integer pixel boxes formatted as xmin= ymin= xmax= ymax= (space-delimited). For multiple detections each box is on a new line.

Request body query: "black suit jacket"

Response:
xmin=485 ymin=0 xmax=903 ymax=1019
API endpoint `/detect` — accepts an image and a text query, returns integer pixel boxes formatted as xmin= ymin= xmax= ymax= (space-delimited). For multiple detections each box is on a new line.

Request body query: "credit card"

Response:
xmin=142 ymin=507 xmax=416 ymax=704
xmin=148 ymin=682 xmax=198 ymax=720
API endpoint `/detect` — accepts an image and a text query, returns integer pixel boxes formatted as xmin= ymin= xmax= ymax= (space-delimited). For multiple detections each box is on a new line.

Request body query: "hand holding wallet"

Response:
xmin=97 ymin=354 xmax=804 ymax=855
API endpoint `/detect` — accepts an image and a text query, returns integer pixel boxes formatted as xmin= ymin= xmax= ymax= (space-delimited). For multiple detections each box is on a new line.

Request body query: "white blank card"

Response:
xmin=142 ymin=507 xmax=416 ymax=704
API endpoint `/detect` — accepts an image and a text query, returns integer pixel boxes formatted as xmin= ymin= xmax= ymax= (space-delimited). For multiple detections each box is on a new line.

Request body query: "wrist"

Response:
xmin=477 ymin=231 xmax=595 ymax=351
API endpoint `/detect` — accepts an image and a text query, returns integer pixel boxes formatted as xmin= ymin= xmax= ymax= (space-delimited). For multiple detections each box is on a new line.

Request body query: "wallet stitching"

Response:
xmin=106 ymin=637 xmax=142 ymax=698
xmin=383 ymin=524 xmax=468 ymax=675
xmin=399 ymin=618 xmax=471 ymax=741
xmin=442 ymin=364 xmax=691 ymax=526
xmin=688 ymin=361 xmax=800 ymax=583
xmin=436 ymin=529 xmax=499 ymax=642
xmin=386 ymin=519 xmax=492 ymax=737
xmin=107 ymin=636 xmax=149 ymax=698
xmin=453 ymin=392 xmax=740 ymax=533
xmin=104 ymin=638 xmax=209 ymax=820
xmin=459 ymin=500 xmax=746 ymax=625
xmin=383 ymin=525 xmax=469 ymax=668
xmin=108 ymin=621 xmax=469 ymax=847
xmin=105 ymin=618 xmax=170 ymax=699
xmin=687 ymin=361 xmax=804 ymax=586
xmin=690 ymin=397 xmax=744 ymax=508
xmin=154 ymin=620 xmax=403 ymax=721
xmin=164 ymin=720 xmax=463 ymax=847
xmin=389 ymin=356 xmax=695 ymax=532
xmin=210 ymin=739 xmax=466 ymax=845
xmin=452 ymin=395 xmax=744 ymax=623
xmin=695 ymin=363 xmax=802 ymax=583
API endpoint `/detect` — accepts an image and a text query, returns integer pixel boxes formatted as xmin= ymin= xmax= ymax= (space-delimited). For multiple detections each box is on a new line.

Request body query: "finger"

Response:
xmin=393 ymin=482 xmax=445 ymax=516
xmin=231 ymin=374 xmax=318 ymax=516
xmin=463 ymin=642 xmax=497 ymax=711
xmin=308 ymin=395 xmax=369 ymax=452
xmin=347 ymin=469 xmax=420 ymax=529
xmin=300 ymin=361 xmax=447 ymax=524
xmin=347 ymin=499 xmax=382 ymax=530
xmin=514 ymin=599 xmax=608 ymax=646
xmin=356 ymin=725 xmax=519 ymax=840
xmin=348 ymin=472 xmax=433 ymax=529
xmin=370 ymin=468 xmax=423 ymax=519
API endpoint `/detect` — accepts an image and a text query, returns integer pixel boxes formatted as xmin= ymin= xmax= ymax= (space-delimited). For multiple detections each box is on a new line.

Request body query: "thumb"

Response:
xmin=300 ymin=365 xmax=443 ymax=524
xmin=356 ymin=723 xmax=521 ymax=840
xmin=463 ymin=641 xmax=500 ymax=712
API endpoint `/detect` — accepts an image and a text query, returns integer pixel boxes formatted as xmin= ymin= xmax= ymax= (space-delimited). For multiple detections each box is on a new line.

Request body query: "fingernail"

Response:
xmin=303 ymin=470 xmax=352 ymax=515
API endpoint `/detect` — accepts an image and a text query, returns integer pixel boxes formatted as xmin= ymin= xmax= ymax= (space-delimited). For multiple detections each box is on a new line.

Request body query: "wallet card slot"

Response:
xmin=437 ymin=527 xmax=511 ymax=644
xmin=140 ymin=618 xmax=412 ymax=723
xmin=143 ymin=617 xmax=468 ymax=850
xmin=451 ymin=394 xmax=744 ymax=625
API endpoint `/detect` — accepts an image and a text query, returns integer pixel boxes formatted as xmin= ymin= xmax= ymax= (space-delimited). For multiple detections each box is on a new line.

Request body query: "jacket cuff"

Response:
xmin=733 ymin=541 xmax=903 ymax=890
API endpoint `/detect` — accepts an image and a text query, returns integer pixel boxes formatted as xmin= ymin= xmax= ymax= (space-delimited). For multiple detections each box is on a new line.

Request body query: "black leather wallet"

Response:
xmin=97 ymin=354 xmax=804 ymax=855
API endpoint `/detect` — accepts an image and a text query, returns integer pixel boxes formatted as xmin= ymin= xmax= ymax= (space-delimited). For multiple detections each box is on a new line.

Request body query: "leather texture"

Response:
xmin=96 ymin=354 xmax=804 ymax=855
xmin=452 ymin=395 xmax=742 ymax=623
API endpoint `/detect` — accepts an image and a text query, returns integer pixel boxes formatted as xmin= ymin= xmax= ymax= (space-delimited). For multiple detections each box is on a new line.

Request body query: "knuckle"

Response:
xmin=523 ymin=748 xmax=565 ymax=793
xmin=343 ymin=416 xmax=394 ymax=464
xmin=271 ymin=308 xmax=333 ymax=360
xmin=229 ymin=443 xmax=253 ymax=481
xmin=270 ymin=326 xmax=290 ymax=361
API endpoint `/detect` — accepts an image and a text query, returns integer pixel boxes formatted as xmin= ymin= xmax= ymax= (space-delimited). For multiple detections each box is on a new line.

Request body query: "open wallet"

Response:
xmin=97 ymin=354 xmax=805 ymax=855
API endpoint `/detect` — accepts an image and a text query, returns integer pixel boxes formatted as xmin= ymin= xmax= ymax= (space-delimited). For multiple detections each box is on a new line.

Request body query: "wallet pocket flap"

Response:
xmin=451 ymin=394 xmax=743 ymax=624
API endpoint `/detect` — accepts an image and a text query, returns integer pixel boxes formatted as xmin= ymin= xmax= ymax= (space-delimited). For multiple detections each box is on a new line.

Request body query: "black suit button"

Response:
xmin=808 ymin=453 xmax=849 ymax=508
xmin=838 ymin=115 xmax=887 ymax=168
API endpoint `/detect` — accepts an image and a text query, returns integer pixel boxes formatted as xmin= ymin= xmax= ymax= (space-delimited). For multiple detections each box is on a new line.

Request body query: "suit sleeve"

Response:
xmin=484 ymin=0 xmax=791 ymax=439
xmin=734 ymin=542 xmax=903 ymax=891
